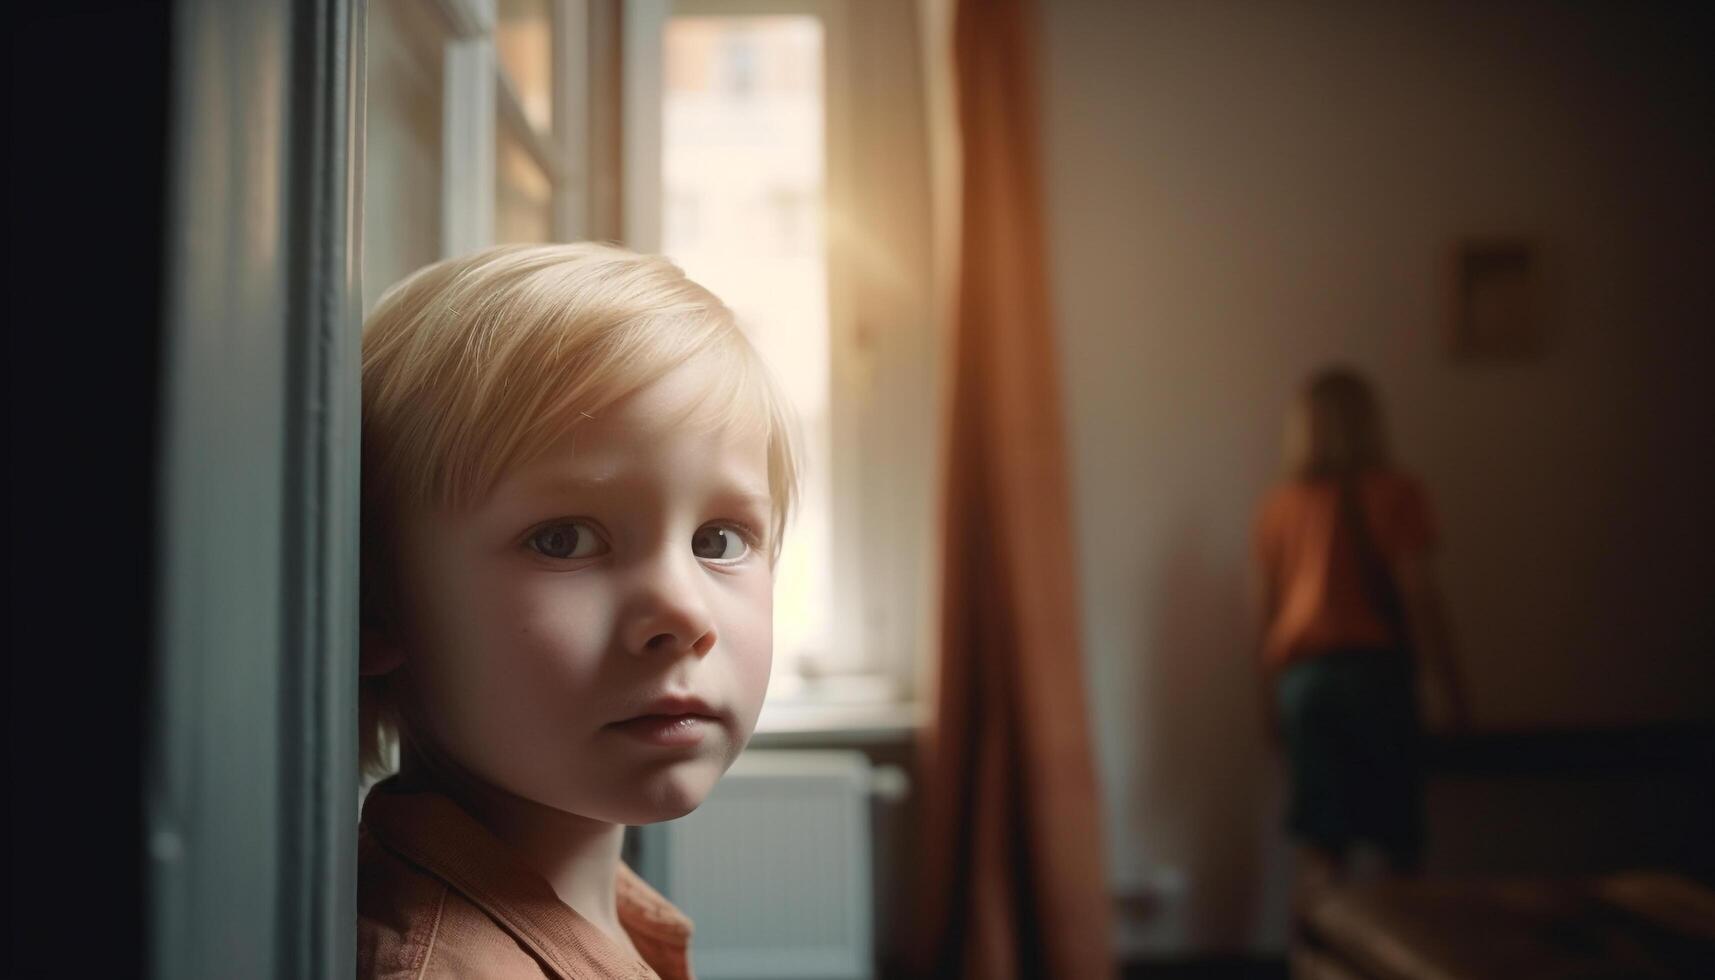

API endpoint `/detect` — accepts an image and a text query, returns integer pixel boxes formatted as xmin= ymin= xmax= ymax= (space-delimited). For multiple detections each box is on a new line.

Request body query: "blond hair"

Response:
xmin=360 ymin=242 xmax=799 ymax=779
xmin=1284 ymin=365 xmax=1391 ymax=480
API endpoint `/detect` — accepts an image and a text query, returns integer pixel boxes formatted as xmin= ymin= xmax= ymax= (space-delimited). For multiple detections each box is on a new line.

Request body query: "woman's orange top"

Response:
xmin=1253 ymin=469 xmax=1438 ymax=667
xmin=358 ymin=782 xmax=694 ymax=979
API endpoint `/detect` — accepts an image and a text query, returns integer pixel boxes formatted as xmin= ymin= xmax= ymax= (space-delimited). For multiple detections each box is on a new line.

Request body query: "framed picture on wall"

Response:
xmin=1450 ymin=238 xmax=1542 ymax=360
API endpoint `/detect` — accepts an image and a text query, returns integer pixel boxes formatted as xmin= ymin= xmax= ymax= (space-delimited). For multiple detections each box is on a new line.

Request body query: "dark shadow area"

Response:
xmin=7 ymin=3 xmax=170 ymax=976
xmin=1421 ymin=725 xmax=1715 ymax=882
xmin=1122 ymin=954 xmax=1288 ymax=980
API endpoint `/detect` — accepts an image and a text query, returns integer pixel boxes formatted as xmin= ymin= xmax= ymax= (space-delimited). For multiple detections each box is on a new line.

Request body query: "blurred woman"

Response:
xmin=1252 ymin=366 xmax=1469 ymax=903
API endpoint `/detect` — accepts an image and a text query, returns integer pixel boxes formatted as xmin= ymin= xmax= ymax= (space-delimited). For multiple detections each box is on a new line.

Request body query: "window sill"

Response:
xmin=748 ymin=698 xmax=924 ymax=749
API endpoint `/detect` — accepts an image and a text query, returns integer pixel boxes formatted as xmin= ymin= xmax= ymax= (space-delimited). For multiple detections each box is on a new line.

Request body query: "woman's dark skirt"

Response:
xmin=1278 ymin=646 xmax=1424 ymax=862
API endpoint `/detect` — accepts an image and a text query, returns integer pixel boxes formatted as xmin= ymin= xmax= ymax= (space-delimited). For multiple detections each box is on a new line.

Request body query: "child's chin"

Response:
xmin=609 ymin=762 xmax=721 ymax=824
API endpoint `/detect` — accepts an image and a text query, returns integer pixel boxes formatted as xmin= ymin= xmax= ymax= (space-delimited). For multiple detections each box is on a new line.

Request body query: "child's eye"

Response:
xmin=691 ymin=524 xmax=749 ymax=562
xmin=527 ymin=521 xmax=607 ymax=560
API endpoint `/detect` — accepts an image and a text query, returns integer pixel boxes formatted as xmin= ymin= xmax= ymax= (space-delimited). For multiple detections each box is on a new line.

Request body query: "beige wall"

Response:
xmin=1037 ymin=0 xmax=1715 ymax=953
xmin=362 ymin=0 xmax=446 ymax=315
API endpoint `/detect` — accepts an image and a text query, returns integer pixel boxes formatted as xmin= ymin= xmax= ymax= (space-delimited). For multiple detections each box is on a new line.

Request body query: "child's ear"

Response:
xmin=360 ymin=627 xmax=407 ymax=677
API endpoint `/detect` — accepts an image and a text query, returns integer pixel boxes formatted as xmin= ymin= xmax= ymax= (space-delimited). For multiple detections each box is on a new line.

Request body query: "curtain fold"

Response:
xmin=913 ymin=0 xmax=1114 ymax=977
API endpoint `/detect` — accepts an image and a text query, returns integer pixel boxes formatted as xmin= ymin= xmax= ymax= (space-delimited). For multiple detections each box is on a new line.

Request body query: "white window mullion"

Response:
xmin=621 ymin=0 xmax=668 ymax=253
xmin=443 ymin=36 xmax=498 ymax=256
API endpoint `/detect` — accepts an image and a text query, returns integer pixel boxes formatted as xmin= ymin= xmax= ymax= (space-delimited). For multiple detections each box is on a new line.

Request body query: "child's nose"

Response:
xmin=622 ymin=555 xmax=718 ymax=658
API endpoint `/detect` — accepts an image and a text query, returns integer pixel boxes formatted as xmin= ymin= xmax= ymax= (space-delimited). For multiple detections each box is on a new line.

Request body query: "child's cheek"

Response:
xmin=447 ymin=573 xmax=620 ymax=801
xmin=489 ymin=573 xmax=616 ymax=702
xmin=721 ymin=571 xmax=775 ymax=732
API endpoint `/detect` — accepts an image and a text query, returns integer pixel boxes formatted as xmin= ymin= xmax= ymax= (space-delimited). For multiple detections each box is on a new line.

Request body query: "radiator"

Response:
xmin=638 ymin=750 xmax=875 ymax=980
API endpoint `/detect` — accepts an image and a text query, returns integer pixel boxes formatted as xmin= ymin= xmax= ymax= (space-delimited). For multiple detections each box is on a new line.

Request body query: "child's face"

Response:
xmin=391 ymin=358 xmax=775 ymax=824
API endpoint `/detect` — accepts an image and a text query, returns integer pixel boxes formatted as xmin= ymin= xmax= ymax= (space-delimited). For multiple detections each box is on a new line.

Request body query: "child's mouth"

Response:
xmin=606 ymin=713 xmax=712 ymax=748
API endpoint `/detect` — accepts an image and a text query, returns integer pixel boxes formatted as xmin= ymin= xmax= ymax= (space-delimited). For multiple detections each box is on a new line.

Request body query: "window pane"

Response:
xmin=496 ymin=126 xmax=552 ymax=244
xmin=496 ymin=0 xmax=553 ymax=134
xmin=663 ymin=16 xmax=830 ymax=696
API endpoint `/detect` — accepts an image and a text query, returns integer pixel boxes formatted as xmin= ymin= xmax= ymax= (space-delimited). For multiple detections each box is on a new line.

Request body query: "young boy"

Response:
xmin=356 ymin=243 xmax=798 ymax=979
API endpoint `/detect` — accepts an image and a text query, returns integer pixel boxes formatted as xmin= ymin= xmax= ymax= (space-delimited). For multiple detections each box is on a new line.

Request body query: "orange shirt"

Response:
xmin=359 ymin=782 xmax=694 ymax=979
xmin=1253 ymin=469 xmax=1437 ymax=667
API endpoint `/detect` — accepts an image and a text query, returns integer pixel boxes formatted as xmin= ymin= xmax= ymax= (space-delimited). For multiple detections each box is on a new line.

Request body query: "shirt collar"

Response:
xmin=362 ymin=780 xmax=693 ymax=980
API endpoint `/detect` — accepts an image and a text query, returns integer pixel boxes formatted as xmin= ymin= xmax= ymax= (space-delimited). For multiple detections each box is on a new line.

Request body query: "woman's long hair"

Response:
xmin=1284 ymin=366 xmax=1392 ymax=480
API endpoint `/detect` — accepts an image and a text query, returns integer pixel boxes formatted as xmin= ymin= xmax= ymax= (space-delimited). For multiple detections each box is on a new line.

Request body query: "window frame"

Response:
xmin=431 ymin=0 xmax=592 ymax=253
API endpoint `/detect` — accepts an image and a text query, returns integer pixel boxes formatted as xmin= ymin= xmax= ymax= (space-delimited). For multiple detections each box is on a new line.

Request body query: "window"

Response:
xmin=364 ymin=0 xmax=938 ymax=722
xmin=363 ymin=0 xmax=600 ymax=316
xmin=494 ymin=0 xmax=559 ymax=245
xmin=637 ymin=1 xmax=939 ymax=719
xmin=662 ymin=15 xmax=834 ymax=701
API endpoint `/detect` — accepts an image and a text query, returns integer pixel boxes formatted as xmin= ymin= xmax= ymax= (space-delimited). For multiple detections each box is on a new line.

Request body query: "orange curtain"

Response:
xmin=913 ymin=0 xmax=1114 ymax=977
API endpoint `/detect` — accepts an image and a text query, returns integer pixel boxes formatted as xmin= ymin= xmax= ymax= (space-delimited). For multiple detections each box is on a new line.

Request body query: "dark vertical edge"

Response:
xmin=333 ymin=3 xmax=368 ymax=972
